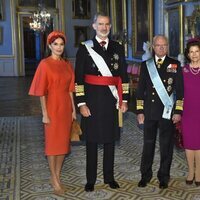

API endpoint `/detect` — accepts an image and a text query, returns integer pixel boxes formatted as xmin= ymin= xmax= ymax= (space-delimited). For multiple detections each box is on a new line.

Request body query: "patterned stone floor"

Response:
xmin=0 ymin=112 xmax=200 ymax=200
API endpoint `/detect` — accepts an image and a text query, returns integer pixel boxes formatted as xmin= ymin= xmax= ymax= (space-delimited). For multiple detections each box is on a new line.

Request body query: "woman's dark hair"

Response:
xmin=45 ymin=36 xmax=66 ymax=59
xmin=184 ymin=38 xmax=200 ymax=63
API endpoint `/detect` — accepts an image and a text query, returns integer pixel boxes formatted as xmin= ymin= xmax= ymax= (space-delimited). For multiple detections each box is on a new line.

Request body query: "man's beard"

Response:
xmin=97 ymin=30 xmax=110 ymax=38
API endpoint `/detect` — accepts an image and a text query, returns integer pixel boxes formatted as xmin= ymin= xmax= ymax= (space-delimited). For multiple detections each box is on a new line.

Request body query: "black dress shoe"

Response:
xmin=84 ymin=183 xmax=94 ymax=192
xmin=138 ymin=179 xmax=150 ymax=187
xmin=159 ymin=181 xmax=168 ymax=189
xmin=186 ymin=179 xmax=193 ymax=185
xmin=105 ymin=180 xmax=120 ymax=189
xmin=195 ymin=181 xmax=200 ymax=187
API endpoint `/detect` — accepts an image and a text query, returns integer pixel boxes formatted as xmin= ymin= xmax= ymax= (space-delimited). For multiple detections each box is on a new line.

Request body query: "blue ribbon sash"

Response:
xmin=146 ymin=59 xmax=174 ymax=119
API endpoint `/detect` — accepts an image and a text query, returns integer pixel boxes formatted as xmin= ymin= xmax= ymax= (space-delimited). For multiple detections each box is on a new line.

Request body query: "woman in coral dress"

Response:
xmin=29 ymin=31 xmax=76 ymax=195
xmin=182 ymin=38 xmax=200 ymax=186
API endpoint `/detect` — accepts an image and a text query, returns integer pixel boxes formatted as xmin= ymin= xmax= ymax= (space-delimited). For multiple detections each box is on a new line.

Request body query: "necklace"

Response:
xmin=189 ymin=65 xmax=200 ymax=75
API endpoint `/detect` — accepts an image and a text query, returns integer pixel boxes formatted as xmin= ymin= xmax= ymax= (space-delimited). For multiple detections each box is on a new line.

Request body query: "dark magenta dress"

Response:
xmin=181 ymin=64 xmax=200 ymax=150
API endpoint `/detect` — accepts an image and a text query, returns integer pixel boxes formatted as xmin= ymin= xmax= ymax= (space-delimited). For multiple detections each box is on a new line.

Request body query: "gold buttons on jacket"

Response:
xmin=152 ymin=99 xmax=155 ymax=102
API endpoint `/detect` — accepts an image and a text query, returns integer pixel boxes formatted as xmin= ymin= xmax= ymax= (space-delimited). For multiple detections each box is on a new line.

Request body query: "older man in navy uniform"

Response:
xmin=136 ymin=35 xmax=184 ymax=189
xmin=75 ymin=12 xmax=129 ymax=192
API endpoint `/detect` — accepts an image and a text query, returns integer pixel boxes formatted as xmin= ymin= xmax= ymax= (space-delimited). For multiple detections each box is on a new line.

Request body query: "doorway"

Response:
xmin=23 ymin=17 xmax=37 ymax=76
xmin=22 ymin=16 xmax=52 ymax=76
xmin=17 ymin=12 xmax=57 ymax=76
xmin=16 ymin=0 xmax=61 ymax=76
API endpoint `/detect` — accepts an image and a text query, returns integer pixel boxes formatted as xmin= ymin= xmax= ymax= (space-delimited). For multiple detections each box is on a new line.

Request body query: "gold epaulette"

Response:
xmin=75 ymin=84 xmax=85 ymax=96
xmin=175 ymin=99 xmax=184 ymax=111
xmin=122 ymin=83 xmax=129 ymax=94
xmin=136 ymin=100 xmax=144 ymax=110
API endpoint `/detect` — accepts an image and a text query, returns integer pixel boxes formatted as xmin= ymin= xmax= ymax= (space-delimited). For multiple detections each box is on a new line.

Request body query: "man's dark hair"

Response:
xmin=93 ymin=12 xmax=110 ymax=23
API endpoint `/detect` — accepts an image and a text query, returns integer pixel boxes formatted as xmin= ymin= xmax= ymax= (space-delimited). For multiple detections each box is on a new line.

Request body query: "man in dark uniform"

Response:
xmin=136 ymin=35 xmax=184 ymax=189
xmin=75 ymin=12 xmax=129 ymax=192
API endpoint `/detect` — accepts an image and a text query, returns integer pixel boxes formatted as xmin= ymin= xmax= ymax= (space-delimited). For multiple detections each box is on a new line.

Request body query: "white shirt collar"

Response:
xmin=95 ymin=36 xmax=109 ymax=49
xmin=155 ymin=55 xmax=166 ymax=62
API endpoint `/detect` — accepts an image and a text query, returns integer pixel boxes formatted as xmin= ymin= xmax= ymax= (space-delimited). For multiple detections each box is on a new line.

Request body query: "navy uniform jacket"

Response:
xmin=136 ymin=56 xmax=184 ymax=120
xmin=75 ymin=38 xmax=129 ymax=143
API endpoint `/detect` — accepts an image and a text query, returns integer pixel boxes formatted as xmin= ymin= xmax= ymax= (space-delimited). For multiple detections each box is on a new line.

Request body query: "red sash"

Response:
xmin=84 ymin=74 xmax=122 ymax=107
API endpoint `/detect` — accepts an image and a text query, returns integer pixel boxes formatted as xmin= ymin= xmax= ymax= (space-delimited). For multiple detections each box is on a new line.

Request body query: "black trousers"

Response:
xmin=86 ymin=142 xmax=115 ymax=184
xmin=140 ymin=119 xmax=175 ymax=182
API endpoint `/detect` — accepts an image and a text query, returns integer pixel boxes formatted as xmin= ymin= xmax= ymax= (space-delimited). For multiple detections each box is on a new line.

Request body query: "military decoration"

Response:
xmin=113 ymin=53 xmax=119 ymax=60
xmin=167 ymin=64 xmax=177 ymax=73
xmin=167 ymin=85 xmax=172 ymax=92
xmin=114 ymin=63 xmax=119 ymax=70
xmin=112 ymin=53 xmax=119 ymax=70
xmin=156 ymin=59 xmax=163 ymax=69
xmin=168 ymin=78 xmax=173 ymax=85
xmin=183 ymin=67 xmax=189 ymax=73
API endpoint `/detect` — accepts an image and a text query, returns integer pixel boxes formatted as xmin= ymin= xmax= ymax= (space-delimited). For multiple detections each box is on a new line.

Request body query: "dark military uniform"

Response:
xmin=136 ymin=56 xmax=184 ymax=183
xmin=75 ymin=37 xmax=129 ymax=184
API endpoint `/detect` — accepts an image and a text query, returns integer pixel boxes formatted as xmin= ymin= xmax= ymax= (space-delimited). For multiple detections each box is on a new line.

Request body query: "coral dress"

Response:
xmin=29 ymin=57 xmax=75 ymax=155
xmin=182 ymin=64 xmax=200 ymax=150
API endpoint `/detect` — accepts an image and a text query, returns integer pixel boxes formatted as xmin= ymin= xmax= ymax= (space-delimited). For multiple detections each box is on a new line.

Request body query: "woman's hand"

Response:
xmin=72 ymin=110 xmax=77 ymax=120
xmin=40 ymin=96 xmax=50 ymax=124
xmin=42 ymin=114 xmax=50 ymax=124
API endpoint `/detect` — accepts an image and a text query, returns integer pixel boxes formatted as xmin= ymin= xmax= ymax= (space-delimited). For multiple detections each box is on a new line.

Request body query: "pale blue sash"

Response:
xmin=146 ymin=58 xmax=174 ymax=119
